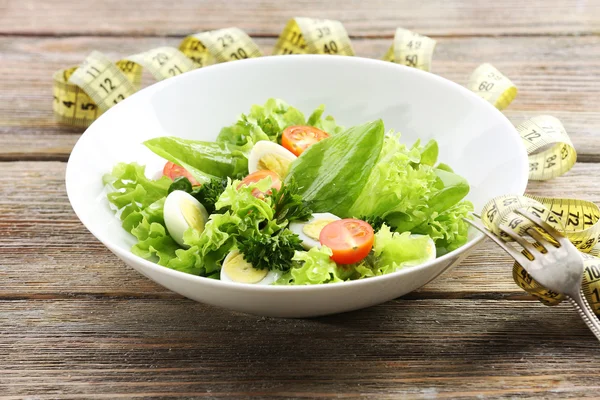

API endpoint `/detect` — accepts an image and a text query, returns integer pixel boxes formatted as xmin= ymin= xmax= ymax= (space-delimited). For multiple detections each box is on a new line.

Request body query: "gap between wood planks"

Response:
xmin=0 ymin=290 xmax=538 ymax=302
xmin=1 ymin=32 xmax=600 ymax=39
xmin=3 ymin=36 xmax=600 ymax=162
xmin=2 ymin=156 xmax=600 ymax=302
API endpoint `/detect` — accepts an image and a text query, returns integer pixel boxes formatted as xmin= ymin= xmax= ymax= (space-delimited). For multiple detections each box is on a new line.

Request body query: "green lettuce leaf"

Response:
xmin=103 ymin=163 xmax=202 ymax=274
xmin=144 ymin=137 xmax=250 ymax=184
xmin=348 ymin=132 xmax=437 ymax=219
xmin=176 ymin=211 xmax=244 ymax=275
xmin=385 ymin=168 xmax=471 ymax=234
xmin=103 ymin=162 xmax=171 ymax=211
xmin=122 ymin=197 xmax=205 ymax=275
xmin=348 ymin=132 xmax=471 ymax=250
xmin=410 ymin=199 xmax=474 ymax=252
xmin=250 ymin=98 xmax=306 ymax=140
xmin=217 ymin=119 xmax=270 ymax=147
xmin=307 ymin=104 xmax=345 ymax=135
xmin=277 ymin=224 xmax=436 ymax=285
xmin=435 ymin=163 xmax=454 ymax=172
xmin=179 ymin=178 xmax=282 ymax=274
xmin=215 ymin=177 xmax=274 ymax=221
xmin=276 ymin=246 xmax=355 ymax=285
xmin=371 ymin=225 xmax=436 ymax=275
xmin=216 ymin=98 xmax=344 ymax=146
xmin=417 ymin=139 xmax=439 ymax=166
xmin=286 ymin=120 xmax=385 ymax=217
xmin=105 ymin=166 xmax=287 ymax=277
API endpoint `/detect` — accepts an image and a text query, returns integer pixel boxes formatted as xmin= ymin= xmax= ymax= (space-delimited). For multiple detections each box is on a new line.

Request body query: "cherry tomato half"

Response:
xmin=281 ymin=125 xmax=329 ymax=156
xmin=163 ymin=162 xmax=200 ymax=186
xmin=163 ymin=161 xmax=200 ymax=186
xmin=319 ymin=219 xmax=375 ymax=264
xmin=237 ymin=170 xmax=282 ymax=199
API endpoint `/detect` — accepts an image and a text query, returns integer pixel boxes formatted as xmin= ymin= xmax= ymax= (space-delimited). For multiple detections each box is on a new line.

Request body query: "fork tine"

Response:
xmin=525 ymin=227 xmax=556 ymax=251
xmin=498 ymin=224 xmax=541 ymax=257
xmin=463 ymin=218 xmax=532 ymax=267
xmin=515 ymin=209 xmax=568 ymax=246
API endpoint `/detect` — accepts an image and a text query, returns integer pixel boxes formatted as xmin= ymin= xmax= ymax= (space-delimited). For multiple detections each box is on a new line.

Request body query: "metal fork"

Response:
xmin=465 ymin=208 xmax=600 ymax=341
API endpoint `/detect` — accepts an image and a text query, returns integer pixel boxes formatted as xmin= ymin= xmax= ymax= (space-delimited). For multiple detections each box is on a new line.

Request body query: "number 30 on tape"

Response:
xmin=53 ymin=19 xmax=356 ymax=128
xmin=54 ymin=19 xmax=597 ymax=316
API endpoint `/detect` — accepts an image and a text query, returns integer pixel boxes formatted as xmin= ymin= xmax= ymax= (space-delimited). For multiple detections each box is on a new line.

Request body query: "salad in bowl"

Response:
xmin=103 ymin=98 xmax=473 ymax=286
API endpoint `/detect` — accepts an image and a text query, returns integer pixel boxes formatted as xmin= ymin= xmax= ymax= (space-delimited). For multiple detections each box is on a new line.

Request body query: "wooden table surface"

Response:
xmin=1 ymin=1 xmax=600 ymax=398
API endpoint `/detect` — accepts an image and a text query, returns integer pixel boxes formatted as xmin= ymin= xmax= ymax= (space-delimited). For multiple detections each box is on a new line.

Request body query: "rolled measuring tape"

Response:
xmin=382 ymin=28 xmax=436 ymax=72
xmin=467 ymin=63 xmax=517 ymax=111
xmin=53 ymin=19 xmax=353 ymax=127
xmin=464 ymin=63 xmax=599 ymax=314
xmin=480 ymin=194 xmax=600 ymax=315
xmin=465 ymin=64 xmax=577 ymax=180
xmin=273 ymin=17 xmax=354 ymax=56
xmin=53 ymin=22 xmax=599 ymax=315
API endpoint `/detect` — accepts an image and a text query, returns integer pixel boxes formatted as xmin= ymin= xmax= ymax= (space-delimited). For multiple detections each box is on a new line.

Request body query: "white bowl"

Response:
xmin=66 ymin=55 xmax=528 ymax=317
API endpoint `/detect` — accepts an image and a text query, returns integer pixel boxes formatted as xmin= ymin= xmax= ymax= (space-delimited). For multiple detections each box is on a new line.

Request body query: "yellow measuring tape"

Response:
xmin=273 ymin=18 xmax=354 ymax=56
xmin=383 ymin=28 xmax=436 ymax=72
xmin=480 ymin=194 xmax=600 ymax=315
xmin=467 ymin=63 xmax=517 ymax=111
xmin=462 ymin=61 xmax=598 ymax=315
xmin=53 ymin=20 xmax=353 ymax=127
xmin=53 ymin=27 xmax=263 ymax=127
xmin=53 ymin=19 xmax=598 ymax=315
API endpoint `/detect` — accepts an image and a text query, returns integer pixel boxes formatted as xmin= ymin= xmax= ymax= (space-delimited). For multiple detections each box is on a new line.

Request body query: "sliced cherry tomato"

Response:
xmin=281 ymin=125 xmax=329 ymax=156
xmin=237 ymin=170 xmax=282 ymax=198
xmin=319 ymin=219 xmax=374 ymax=264
xmin=162 ymin=161 xmax=200 ymax=186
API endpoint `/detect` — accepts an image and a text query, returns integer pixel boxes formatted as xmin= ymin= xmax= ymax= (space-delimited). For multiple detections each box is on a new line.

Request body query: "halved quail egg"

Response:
xmin=220 ymin=250 xmax=279 ymax=285
xmin=163 ymin=190 xmax=209 ymax=247
xmin=289 ymin=212 xmax=341 ymax=250
xmin=248 ymin=140 xmax=297 ymax=178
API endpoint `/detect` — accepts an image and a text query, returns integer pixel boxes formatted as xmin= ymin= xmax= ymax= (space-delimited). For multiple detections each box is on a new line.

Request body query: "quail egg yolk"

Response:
xmin=303 ymin=219 xmax=337 ymax=241
xmin=181 ymin=197 xmax=206 ymax=233
xmin=258 ymin=153 xmax=292 ymax=178
xmin=222 ymin=251 xmax=268 ymax=284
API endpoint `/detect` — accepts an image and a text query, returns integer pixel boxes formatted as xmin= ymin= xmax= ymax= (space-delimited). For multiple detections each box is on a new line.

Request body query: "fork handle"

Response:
xmin=566 ymin=290 xmax=600 ymax=342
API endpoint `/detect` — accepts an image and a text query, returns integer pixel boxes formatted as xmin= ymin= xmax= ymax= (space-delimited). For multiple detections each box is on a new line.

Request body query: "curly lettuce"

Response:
xmin=409 ymin=199 xmax=474 ymax=252
xmin=348 ymin=132 xmax=437 ymax=219
xmin=371 ymin=225 xmax=436 ymax=274
xmin=217 ymin=98 xmax=344 ymax=147
xmin=276 ymin=246 xmax=355 ymax=285
xmin=103 ymin=163 xmax=201 ymax=274
xmin=278 ymin=224 xmax=437 ymax=285
xmin=104 ymin=164 xmax=287 ymax=277
xmin=105 ymin=100 xmax=474 ymax=283
xmin=348 ymin=132 xmax=472 ymax=250
xmin=103 ymin=162 xmax=172 ymax=212
xmin=306 ymin=104 xmax=345 ymax=136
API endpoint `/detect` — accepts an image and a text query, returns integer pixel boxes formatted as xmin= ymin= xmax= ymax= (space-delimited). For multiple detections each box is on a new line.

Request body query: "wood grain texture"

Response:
xmin=1 ymin=161 xmax=599 ymax=302
xmin=2 ymin=1 xmax=600 ymax=397
xmin=1 ymin=0 xmax=599 ymax=36
xmin=1 ymin=35 xmax=600 ymax=160
xmin=0 ymin=298 xmax=599 ymax=399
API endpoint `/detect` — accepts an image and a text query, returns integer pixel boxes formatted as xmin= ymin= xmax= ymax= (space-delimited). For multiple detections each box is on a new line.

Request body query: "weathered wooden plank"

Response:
xmin=0 ymin=298 xmax=598 ymax=398
xmin=1 ymin=161 xmax=598 ymax=301
xmin=1 ymin=0 xmax=598 ymax=36
xmin=1 ymin=35 xmax=599 ymax=160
